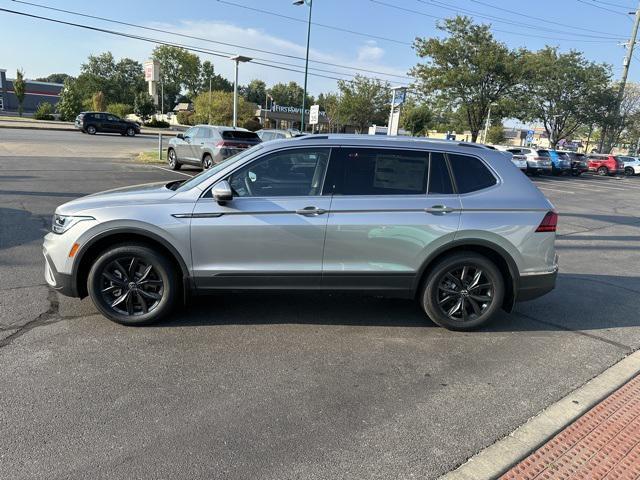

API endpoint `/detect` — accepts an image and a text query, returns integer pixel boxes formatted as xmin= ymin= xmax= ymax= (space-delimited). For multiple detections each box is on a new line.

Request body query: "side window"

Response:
xmin=106 ymin=115 xmax=118 ymax=122
xmin=229 ymin=148 xmax=330 ymax=197
xmin=261 ymin=132 xmax=274 ymax=141
xmin=333 ymin=148 xmax=429 ymax=195
xmin=199 ymin=128 xmax=213 ymax=139
xmin=448 ymin=154 xmax=497 ymax=194
xmin=184 ymin=127 xmax=197 ymax=139
xmin=428 ymin=152 xmax=454 ymax=195
xmin=93 ymin=113 xmax=104 ymax=120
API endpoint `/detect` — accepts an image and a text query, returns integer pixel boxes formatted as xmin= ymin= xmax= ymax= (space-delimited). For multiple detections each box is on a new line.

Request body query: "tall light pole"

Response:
xmin=481 ymin=103 xmax=497 ymax=144
xmin=294 ymin=0 xmax=312 ymax=132
xmin=387 ymin=86 xmax=406 ymax=136
xmin=229 ymin=55 xmax=252 ymax=128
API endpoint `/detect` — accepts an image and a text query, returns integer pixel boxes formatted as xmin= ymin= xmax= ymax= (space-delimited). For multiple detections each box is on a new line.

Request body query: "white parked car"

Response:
xmin=618 ymin=156 xmax=640 ymax=176
xmin=490 ymin=145 xmax=527 ymax=172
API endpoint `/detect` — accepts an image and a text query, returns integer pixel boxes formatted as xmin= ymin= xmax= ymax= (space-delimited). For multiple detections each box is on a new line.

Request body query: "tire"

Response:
xmin=87 ymin=244 xmax=177 ymax=326
xmin=597 ymin=166 xmax=609 ymax=176
xmin=625 ymin=167 xmax=634 ymax=176
xmin=167 ymin=148 xmax=181 ymax=170
xmin=86 ymin=125 xmax=97 ymax=135
xmin=202 ymin=154 xmax=213 ymax=170
xmin=420 ymin=252 xmax=505 ymax=331
xmin=126 ymin=127 xmax=136 ymax=137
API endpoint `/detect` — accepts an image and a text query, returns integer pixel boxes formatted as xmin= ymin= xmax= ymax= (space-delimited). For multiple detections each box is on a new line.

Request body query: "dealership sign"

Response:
xmin=270 ymin=104 xmax=327 ymax=117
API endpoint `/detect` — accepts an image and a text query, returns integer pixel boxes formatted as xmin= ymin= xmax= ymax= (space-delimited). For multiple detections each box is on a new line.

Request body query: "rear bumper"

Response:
xmin=516 ymin=270 xmax=557 ymax=302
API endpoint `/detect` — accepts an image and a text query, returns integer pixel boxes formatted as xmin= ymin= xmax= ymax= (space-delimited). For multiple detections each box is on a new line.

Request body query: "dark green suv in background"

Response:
xmin=75 ymin=111 xmax=141 ymax=136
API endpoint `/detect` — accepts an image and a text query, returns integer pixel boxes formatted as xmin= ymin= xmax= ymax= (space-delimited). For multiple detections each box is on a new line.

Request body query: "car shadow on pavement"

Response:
xmin=0 ymin=207 xmax=49 ymax=250
xmin=150 ymin=273 xmax=640 ymax=334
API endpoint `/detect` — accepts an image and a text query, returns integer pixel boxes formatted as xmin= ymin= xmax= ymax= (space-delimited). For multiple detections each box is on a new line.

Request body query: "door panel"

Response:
xmin=177 ymin=127 xmax=198 ymax=162
xmin=190 ymin=196 xmax=331 ymax=288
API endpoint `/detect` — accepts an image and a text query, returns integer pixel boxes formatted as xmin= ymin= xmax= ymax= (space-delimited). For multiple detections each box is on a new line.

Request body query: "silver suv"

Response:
xmin=43 ymin=136 xmax=558 ymax=330
xmin=167 ymin=125 xmax=261 ymax=170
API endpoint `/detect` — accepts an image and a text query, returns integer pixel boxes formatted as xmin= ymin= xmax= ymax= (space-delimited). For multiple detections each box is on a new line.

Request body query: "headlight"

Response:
xmin=52 ymin=214 xmax=95 ymax=234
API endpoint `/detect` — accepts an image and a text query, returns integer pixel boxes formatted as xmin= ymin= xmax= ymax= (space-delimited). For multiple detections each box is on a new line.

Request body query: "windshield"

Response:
xmin=175 ymin=144 xmax=264 ymax=192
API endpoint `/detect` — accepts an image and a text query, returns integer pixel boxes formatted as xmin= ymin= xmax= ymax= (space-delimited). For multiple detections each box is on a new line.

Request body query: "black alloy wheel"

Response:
xmin=625 ymin=167 xmax=634 ymax=176
xmin=202 ymin=154 xmax=214 ymax=170
xmin=436 ymin=265 xmax=493 ymax=322
xmin=86 ymin=125 xmax=97 ymax=135
xmin=126 ymin=126 xmax=136 ymax=137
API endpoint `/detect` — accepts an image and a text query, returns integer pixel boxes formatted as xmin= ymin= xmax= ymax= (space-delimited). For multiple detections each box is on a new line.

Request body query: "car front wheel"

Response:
xmin=87 ymin=244 xmax=177 ymax=326
xmin=420 ymin=252 xmax=505 ymax=331
xmin=167 ymin=148 xmax=181 ymax=170
xmin=597 ymin=166 xmax=609 ymax=176
xmin=86 ymin=125 xmax=97 ymax=135
xmin=126 ymin=127 xmax=136 ymax=137
xmin=625 ymin=167 xmax=635 ymax=176
xmin=202 ymin=154 xmax=214 ymax=170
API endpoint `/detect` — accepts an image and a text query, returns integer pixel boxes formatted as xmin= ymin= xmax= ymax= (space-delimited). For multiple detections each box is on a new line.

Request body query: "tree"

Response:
xmin=134 ymin=91 xmax=156 ymax=122
xmin=411 ymin=16 xmax=524 ymax=142
xmin=112 ymin=57 xmax=145 ymax=105
xmin=269 ymin=81 xmax=313 ymax=107
xmin=243 ymin=79 xmax=267 ymax=106
xmin=403 ymin=104 xmax=433 ymax=136
xmin=599 ymin=83 xmax=640 ymax=152
xmin=152 ymin=45 xmax=201 ymax=108
xmin=92 ymin=91 xmax=105 ymax=112
xmin=192 ymin=91 xmax=254 ymax=125
xmin=14 ymin=69 xmax=26 ymax=116
xmin=34 ymin=102 xmax=54 ymax=120
xmin=107 ymin=103 xmax=133 ymax=119
xmin=199 ymin=61 xmax=233 ymax=93
xmin=516 ymin=47 xmax=611 ymax=149
xmin=317 ymin=92 xmax=342 ymax=132
xmin=486 ymin=124 xmax=506 ymax=145
xmin=35 ymin=73 xmax=74 ymax=84
xmin=76 ymin=52 xmax=144 ymax=106
xmin=337 ymin=75 xmax=390 ymax=133
xmin=56 ymin=78 xmax=83 ymax=121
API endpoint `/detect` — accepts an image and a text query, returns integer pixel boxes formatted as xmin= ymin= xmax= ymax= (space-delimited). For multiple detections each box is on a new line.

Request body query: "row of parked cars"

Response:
xmin=491 ymin=146 xmax=640 ymax=177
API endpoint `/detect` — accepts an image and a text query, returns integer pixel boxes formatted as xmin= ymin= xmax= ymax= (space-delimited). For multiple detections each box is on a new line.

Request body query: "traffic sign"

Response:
xmin=309 ymin=104 xmax=320 ymax=125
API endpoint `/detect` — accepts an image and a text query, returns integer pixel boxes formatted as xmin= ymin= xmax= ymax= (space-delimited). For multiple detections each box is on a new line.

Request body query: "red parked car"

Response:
xmin=587 ymin=154 xmax=624 ymax=176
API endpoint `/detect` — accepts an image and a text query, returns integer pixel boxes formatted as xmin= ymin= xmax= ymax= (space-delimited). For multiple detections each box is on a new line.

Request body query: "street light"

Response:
xmin=387 ymin=86 xmax=406 ymax=136
xmin=229 ymin=55 xmax=252 ymax=128
xmin=293 ymin=0 xmax=312 ymax=132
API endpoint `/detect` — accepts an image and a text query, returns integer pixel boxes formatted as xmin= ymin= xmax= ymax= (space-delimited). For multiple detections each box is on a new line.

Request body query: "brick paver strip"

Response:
xmin=500 ymin=374 xmax=640 ymax=480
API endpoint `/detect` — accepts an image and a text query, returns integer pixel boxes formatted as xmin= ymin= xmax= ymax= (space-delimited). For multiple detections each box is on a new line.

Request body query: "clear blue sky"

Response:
xmin=0 ymin=0 xmax=637 ymax=95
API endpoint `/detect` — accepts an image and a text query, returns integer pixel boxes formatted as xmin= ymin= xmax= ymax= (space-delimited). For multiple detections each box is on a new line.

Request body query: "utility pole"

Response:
xmin=617 ymin=4 xmax=640 ymax=108
xmin=294 ymin=0 xmax=313 ymax=132
xmin=208 ymin=75 xmax=212 ymax=125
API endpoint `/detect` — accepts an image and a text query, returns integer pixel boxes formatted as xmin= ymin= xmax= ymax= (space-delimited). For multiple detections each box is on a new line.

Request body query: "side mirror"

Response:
xmin=176 ymin=133 xmax=184 ymax=140
xmin=212 ymin=180 xmax=233 ymax=204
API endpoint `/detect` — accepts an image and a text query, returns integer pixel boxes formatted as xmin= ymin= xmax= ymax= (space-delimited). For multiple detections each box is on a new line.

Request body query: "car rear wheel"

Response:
xmin=126 ymin=127 xmax=136 ymax=137
xmin=202 ymin=154 xmax=213 ymax=170
xmin=625 ymin=167 xmax=634 ymax=176
xmin=167 ymin=148 xmax=181 ymax=170
xmin=87 ymin=244 xmax=177 ymax=326
xmin=420 ymin=252 xmax=505 ymax=331
xmin=86 ymin=125 xmax=97 ymax=135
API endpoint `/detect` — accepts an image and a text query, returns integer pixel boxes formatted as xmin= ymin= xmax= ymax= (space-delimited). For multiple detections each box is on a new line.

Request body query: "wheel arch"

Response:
xmin=72 ymin=228 xmax=191 ymax=299
xmin=413 ymin=239 xmax=520 ymax=312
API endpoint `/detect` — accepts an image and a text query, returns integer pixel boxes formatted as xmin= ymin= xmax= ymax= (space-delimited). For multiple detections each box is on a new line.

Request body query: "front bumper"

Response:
xmin=43 ymin=250 xmax=76 ymax=297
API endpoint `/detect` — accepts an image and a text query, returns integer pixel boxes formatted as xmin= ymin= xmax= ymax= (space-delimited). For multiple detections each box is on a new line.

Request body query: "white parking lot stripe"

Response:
xmin=149 ymin=165 xmax=196 ymax=177
xmin=536 ymin=186 xmax=575 ymax=194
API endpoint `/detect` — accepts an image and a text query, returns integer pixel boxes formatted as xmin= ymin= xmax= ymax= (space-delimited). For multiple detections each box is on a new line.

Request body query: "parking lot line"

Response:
xmin=148 ymin=165 xmax=196 ymax=177
xmin=536 ymin=185 xmax=575 ymax=194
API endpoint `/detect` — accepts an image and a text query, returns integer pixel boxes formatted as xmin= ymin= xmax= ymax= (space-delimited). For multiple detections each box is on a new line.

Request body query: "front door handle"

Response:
xmin=296 ymin=206 xmax=327 ymax=216
xmin=425 ymin=205 xmax=455 ymax=214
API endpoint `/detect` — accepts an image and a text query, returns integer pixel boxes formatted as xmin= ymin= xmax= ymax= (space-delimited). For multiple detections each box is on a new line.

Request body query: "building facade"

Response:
xmin=0 ymin=69 xmax=63 ymax=114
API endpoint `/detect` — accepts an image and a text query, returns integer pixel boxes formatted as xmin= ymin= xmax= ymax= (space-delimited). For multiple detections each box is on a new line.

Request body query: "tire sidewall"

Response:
xmin=87 ymin=244 xmax=176 ymax=326
xmin=422 ymin=253 xmax=505 ymax=331
xmin=168 ymin=148 xmax=180 ymax=169
xmin=202 ymin=154 xmax=213 ymax=169
xmin=126 ymin=127 xmax=136 ymax=137
xmin=87 ymin=125 xmax=97 ymax=135
xmin=598 ymin=167 xmax=608 ymax=176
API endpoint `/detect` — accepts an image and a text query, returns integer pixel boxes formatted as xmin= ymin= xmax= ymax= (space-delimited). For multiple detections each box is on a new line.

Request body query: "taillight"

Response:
xmin=536 ymin=211 xmax=558 ymax=233
xmin=216 ymin=141 xmax=229 ymax=147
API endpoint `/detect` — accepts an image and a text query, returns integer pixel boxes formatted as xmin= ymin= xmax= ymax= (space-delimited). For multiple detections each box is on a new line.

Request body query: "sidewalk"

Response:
xmin=0 ymin=117 xmax=179 ymax=136
xmin=500 ymin=374 xmax=640 ymax=479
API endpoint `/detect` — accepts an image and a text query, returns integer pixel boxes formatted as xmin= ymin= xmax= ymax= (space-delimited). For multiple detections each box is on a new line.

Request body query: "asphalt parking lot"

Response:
xmin=1 ymin=130 xmax=640 ymax=479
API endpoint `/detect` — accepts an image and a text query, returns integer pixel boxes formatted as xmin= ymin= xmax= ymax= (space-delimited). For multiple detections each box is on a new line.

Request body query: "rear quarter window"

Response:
xmin=448 ymin=154 xmax=497 ymax=194
xmin=222 ymin=131 xmax=260 ymax=141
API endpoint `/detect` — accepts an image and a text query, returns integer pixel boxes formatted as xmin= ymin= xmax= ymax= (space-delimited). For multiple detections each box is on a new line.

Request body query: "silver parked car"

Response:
xmin=256 ymin=129 xmax=299 ymax=141
xmin=506 ymin=147 xmax=553 ymax=175
xmin=167 ymin=125 xmax=261 ymax=170
xmin=43 ymin=136 xmax=558 ymax=331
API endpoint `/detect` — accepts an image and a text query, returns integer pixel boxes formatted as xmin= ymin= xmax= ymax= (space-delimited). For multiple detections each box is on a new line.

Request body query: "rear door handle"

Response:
xmin=296 ymin=206 xmax=327 ymax=216
xmin=425 ymin=205 xmax=456 ymax=214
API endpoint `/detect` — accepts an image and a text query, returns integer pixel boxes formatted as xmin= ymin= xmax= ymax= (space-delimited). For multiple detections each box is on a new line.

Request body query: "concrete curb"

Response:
xmin=440 ymin=350 xmax=640 ymax=480
xmin=0 ymin=124 xmax=177 ymax=136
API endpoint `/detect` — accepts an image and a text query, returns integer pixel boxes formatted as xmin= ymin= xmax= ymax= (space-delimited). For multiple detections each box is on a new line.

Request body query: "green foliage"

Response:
xmin=57 ymin=79 xmax=84 ymax=121
xmin=242 ymin=117 xmax=262 ymax=131
xmin=14 ymin=69 xmax=26 ymax=117
xmin=152 ymin=45 xmax=201 ymax=107
xmin=133 ymin=92 xmax=156 ymax=122
xmin=92 ymin=91 xmax=105 ymax=112
xmin=35 ymin=73 xmax=74 ymax=84
xmin=242 ymin=79 xmax=267 ymax=105
xmin=106 ymin=103 xmax=133 ymax=119
xmin=34 ymin=102 xmax=54 ymax=120
xmin=486 ymin=124 xmax=506 ymax=145
xmin=516 ymin=47 xmax=611 ymax=148
xmin=268 ymin=81 xmax=313 ymax=107
xmin=199 ymin=61 xmax=233 ymax=93
xmin=145 ymin=118 xmax=170 ymax=128
xmin=192 ymin=90 xmax=255 ymax=126
xmin=177 ymin=111 xmax=195 ymax=126
xmin=412 ymin=16 xmax=525 ymax=141
xmin=76 ymin=52 xmax=144 ymax=106
xmin=403 ymin=104 xmax=433 ymax=136
xmin=337 ymin=75 xmax=390 ymax=133
xmin=317 ymin=92 xmax=342 ymax=132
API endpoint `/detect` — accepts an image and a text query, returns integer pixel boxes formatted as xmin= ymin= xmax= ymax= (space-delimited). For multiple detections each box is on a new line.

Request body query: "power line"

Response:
xmin=575 ymin=0 xmax=634 ymax=18
xmin=215 ymin=0 xmax=412 ymax=46
xmin=370 ymin=0 xmax=624 ymax=43
xmin=415 ymin=0 xmax=626 ymax=40
xmin=0 ymin=7 xmax=412 ymax=87
xmin=10 ymin=0 xmax=412 ymax=81
xmin=468 ymin=0 xmax=627 ymax=38
xmin=594 ymin=0 xmax=636 ymax=8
